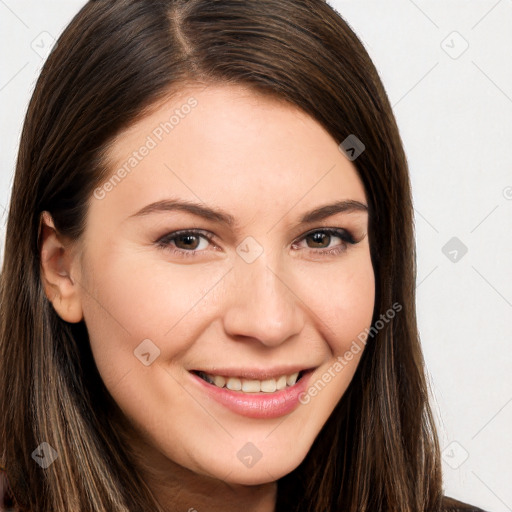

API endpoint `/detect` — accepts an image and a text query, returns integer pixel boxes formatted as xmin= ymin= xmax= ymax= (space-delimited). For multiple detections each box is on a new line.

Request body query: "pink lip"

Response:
xmin=188 ymin=369 xmax=314 ymax=419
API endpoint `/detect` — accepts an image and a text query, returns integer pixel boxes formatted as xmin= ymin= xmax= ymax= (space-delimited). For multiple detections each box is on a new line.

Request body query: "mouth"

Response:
xmin=190 ymin=369 xmax=307 ymax=394
xmin=188 ymin=366 xmax=316 ymax=419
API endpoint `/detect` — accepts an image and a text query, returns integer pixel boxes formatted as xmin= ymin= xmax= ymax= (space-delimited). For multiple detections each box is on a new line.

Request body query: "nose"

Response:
xmin=222 ymin=253 xmax=305 ymax=347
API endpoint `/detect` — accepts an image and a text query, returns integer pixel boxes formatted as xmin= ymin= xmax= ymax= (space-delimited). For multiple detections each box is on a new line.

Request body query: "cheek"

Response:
xmin=336 ymin=268 xmax=375 ymax=354
xmin=302 ymin=252 xmax=375 ymax=355
xmin=79 ymin=250 xmax=229 ymax=385
xmin=294 ymin=260 xmax=374 ymax=419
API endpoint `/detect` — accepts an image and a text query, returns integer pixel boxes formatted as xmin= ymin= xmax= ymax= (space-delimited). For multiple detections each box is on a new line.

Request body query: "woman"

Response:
xmin=0 ymin=1 xmax=489 ymax=511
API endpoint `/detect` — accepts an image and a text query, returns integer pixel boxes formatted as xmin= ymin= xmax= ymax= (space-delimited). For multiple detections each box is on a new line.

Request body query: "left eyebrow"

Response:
xmin=298 ymin=200 xmax=368 ymax=223
xmin=126 ymin=198 xmax=368 ymax=228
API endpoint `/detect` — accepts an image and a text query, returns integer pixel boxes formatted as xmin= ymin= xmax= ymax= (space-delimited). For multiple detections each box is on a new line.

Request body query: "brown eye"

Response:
xmin=305 ymin=231 xmax=336 ymax=249
xmin=174 ymin=233 xmax=203 ymax=250
xmin=156 ymin=229 xmax=213 ymax=258
xmin=293 ymin=228 xmax=358 ymax=257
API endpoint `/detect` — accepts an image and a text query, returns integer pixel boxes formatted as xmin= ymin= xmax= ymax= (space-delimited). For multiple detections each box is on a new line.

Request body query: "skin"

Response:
xmin=39 ymin=83 xmax=375 ymax=512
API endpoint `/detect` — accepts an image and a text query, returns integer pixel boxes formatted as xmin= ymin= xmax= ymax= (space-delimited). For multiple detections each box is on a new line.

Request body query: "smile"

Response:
xmin=194 ymin=370 xmax=303 ymax=393
xmin=188 ymin=367 xmax=315 ymax=419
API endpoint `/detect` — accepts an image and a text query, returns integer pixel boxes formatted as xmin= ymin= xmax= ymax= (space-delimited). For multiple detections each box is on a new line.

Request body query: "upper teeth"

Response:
xmin=198 ymin=372 xmax=300 ymax=393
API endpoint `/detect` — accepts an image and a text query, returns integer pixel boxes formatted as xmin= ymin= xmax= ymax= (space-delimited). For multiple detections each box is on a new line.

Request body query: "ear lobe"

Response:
xmin=38 ymin=211 xmax=84 ymax=323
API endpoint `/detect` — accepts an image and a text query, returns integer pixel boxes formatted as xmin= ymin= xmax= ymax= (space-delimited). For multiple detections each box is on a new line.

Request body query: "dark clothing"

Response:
xmin=441 ymin=495 xmax=490 ymax=512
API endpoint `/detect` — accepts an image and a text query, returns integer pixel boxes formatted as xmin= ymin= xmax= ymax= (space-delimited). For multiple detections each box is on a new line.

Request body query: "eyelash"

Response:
xmin=155 ymin=228 xmax=359 ymax=259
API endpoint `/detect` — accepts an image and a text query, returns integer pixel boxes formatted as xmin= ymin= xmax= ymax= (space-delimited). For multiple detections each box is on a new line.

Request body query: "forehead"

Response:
xmin=92 ymin=83 xmax=367 ymax=227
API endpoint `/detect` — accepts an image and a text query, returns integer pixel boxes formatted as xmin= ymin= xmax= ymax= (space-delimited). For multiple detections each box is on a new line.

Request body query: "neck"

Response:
xmin=151 ymin=469 xmax=277 ymax=512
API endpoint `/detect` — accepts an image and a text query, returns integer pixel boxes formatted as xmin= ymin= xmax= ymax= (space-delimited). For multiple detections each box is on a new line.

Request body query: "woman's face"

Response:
xmin=65 ymin=84 xmax=375 ymax=484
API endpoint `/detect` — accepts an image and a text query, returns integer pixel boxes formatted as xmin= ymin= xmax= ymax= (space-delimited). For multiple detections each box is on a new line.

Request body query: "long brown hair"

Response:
xmin=1 ymin=1 xmax=443 ymax=510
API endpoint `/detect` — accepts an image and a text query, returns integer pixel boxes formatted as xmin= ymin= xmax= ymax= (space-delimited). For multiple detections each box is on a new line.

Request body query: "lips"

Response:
xmin=188 ymin=367 xmax=315 ymax=419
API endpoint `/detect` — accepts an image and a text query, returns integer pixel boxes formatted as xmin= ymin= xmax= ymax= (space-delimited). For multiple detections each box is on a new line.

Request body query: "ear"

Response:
xmin=38 ymin=211 xmax=84 ymax=323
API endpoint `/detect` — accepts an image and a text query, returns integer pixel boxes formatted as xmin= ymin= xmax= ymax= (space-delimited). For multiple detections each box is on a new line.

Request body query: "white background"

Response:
xmin=1 ymin=2 xmax=511 ymax=511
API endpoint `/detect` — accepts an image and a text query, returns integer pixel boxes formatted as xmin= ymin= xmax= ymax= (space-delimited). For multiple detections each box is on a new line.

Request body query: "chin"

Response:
xmin=220 ymin=461 xmax=297 ymax=486
xmin=213 ymin=443 xmax=310 ymax=486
